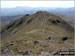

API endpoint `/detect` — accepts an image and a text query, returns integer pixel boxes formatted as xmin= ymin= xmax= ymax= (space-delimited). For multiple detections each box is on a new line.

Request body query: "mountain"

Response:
xmin=1 ymin=11 xmax=74 ymax=55
xmin=1 ymin=11 xmax=73 ymax=38
xmin=1 ymin=7 xmax=75 ymax=27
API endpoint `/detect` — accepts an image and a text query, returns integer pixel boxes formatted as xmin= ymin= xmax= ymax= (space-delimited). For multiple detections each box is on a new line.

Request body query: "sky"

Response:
xmin=1 ymin=1 xmax=74 ymax=8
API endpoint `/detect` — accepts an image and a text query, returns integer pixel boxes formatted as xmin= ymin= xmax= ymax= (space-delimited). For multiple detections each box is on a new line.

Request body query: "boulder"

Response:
xmin=23 ymin=51 xmax=32 ymax=55
xmin=48 ymin=37 xmax=51 ymax=40
xmin=6 ymin=41 xmax=16 ymax=47
xmin=34 ymin=40 xmax=39 ymax=44
xmin=6 ymin=43 xmax=14 ymax=47
xmin=40 ymin=52 xmax=50 ymax=56
xmin=62 ymin=36 xmax=68 ymax=41
xmin=18 ymin=48 xmax=23 ymax=53
xmin=2 ymin=49 xmax=14 ymax=55
xmin=69 ymin=47 xmax=74 ymax=51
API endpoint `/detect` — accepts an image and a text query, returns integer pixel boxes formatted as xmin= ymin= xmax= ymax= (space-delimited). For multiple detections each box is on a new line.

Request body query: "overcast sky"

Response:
xmin=1 ymin=1 xmax=74 ymax=8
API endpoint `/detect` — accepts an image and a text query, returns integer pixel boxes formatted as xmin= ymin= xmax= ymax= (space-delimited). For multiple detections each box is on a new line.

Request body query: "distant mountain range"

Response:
xmin=1 ymin=7 xmax=75 ymax=16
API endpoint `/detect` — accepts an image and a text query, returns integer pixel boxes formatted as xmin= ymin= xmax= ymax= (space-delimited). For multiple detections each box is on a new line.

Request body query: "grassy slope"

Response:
xmin=1 ymin=11 xmax=74 ymax=54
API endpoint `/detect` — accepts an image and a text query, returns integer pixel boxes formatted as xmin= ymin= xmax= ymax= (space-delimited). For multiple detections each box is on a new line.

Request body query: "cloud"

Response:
xmin=1 ymin=1 xmax=74 ymax=8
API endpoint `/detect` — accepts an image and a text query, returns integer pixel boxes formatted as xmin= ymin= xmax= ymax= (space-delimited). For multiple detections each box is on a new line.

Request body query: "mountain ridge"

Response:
xmin=1 ymin=11 xmax=74 ymax=39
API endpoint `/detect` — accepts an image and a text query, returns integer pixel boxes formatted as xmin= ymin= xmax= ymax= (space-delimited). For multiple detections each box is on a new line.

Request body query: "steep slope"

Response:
xmin=1 ymin=11 xmax=74 ymax=55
